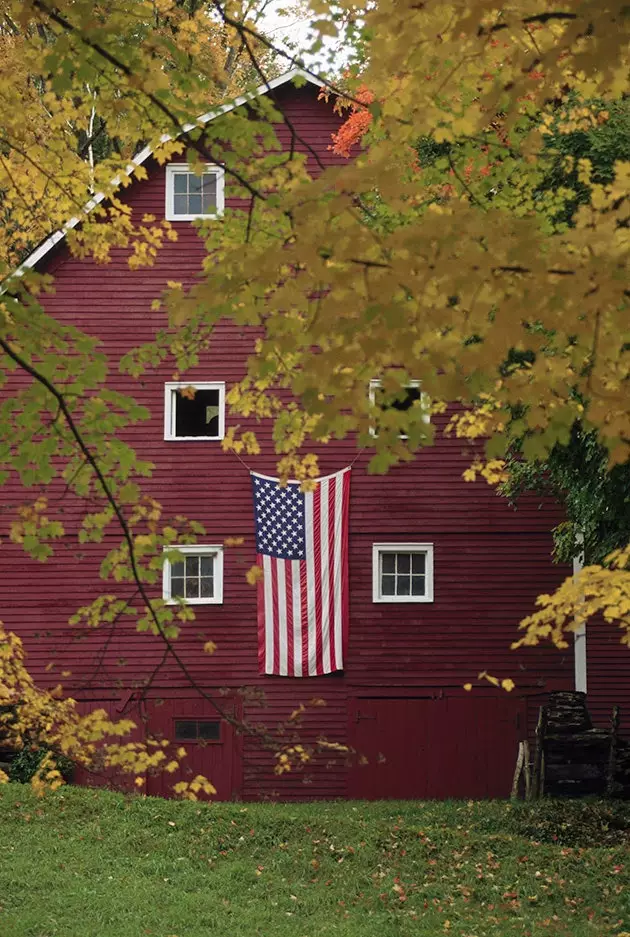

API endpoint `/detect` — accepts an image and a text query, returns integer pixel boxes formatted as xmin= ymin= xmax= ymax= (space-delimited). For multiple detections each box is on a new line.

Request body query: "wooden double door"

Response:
xmin=348 ymin=694 xmax=525 ymax=800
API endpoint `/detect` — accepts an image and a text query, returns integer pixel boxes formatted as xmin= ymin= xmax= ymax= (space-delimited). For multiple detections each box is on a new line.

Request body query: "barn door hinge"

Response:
xmin=355 ymin=710 xmax=376 ymax=723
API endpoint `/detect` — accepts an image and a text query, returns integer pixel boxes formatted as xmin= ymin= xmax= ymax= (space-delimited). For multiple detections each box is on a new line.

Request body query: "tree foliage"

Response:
xmin=0 ymin=0 xmax=629 ymax=792
xmin=503 ymin=424 xmax=630 ymax=567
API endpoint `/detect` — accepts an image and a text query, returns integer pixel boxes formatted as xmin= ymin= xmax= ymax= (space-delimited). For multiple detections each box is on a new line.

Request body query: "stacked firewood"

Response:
xmin=534 ymin=692 xmax=630 ymax=798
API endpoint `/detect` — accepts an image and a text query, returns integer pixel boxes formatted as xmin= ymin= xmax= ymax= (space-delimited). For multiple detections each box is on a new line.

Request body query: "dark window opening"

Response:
xmin=376 ymin=384 xmax=422 ymax=413
xmin=174 ymin=388 xmax=220 ymax=438
xmin=174 ymin=719 xmax=221 ymax=742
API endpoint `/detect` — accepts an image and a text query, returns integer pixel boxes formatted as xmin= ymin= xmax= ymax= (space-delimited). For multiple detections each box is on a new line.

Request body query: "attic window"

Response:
xmin=369 ymin=379 xmax=430 ymax=439
xmin=164 ymin=382 xmax=225 ymax=441
xmin=165 ymin=164 xmax=224 ymax=221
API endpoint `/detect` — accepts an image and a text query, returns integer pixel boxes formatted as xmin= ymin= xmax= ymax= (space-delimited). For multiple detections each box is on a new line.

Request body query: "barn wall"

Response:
xmin=587 ymin=620 xmax=630 ymax=733
xmin=0 ymin=82 xmax=593 ymax=800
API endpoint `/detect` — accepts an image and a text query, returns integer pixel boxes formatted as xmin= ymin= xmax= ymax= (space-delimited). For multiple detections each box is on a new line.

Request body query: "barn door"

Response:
xmin=430 ymin=696 xmax=525 ymax=799
xmin=348 ymin=698 xmax=434 ymax=799
xmin=145 ymin=698 xmax=241 ymax=801
xmin=348 ymin=695 xmax=525 ymax=800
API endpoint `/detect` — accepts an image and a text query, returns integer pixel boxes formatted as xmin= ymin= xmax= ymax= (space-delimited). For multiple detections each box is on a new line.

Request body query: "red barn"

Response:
xmin=2 ymin=70 xmax=626 ymax=800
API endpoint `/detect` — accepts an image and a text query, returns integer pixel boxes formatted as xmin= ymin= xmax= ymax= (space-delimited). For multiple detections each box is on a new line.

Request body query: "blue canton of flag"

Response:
xmin=252 ymin=475 xmax=306 ymax=560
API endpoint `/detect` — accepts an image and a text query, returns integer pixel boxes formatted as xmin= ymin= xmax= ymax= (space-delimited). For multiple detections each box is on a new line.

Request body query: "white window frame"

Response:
xmin=164 ymin=381 xmax=225 ymax=442
xmin=372 ymin=543 xmax=434 ymax=603
xmin=163 ymin=545 xmax=224 ymax=605
xmin=368 ymin=379 xmax=430 ymax=439
xmin=165 ymin=163 xmax=225 ymax=221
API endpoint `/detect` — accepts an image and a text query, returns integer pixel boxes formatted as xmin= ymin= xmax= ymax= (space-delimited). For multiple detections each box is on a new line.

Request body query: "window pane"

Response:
xmin=201 ymin=175 xmax=217 ymax=212
xmin=174 ymin=720 xmax=197 ymax=740
xmin=174 ymin=388 xmax=220 ymax=437
xmin=185 ymin=555 xmax=199 ymax=576
xmin=171 ymin=560 xmax=184 ymax=578
xmin=173 ymin=173 xmax=188 ymax=193
xmin=188 ymin=174 xmax=202 ymax=193
xmin=411 ymin=576 xmax=425 ymax=596
xmin=397 ymin=575 xmax=411 ymax=595
xmin=397 ymin=553 xmax=411 ymax=573
xmin=198 ymin=721 xmax=221 ymax=740
xmin=200 ymin=555 xmax=214 ymax=576
xmin=185 ymin=578 xmax=200 ymax=599
xmin=381 ymin=574 xmax=395 ymax=596
xmin=201 ymin=174 xmax=216 ymax=195
xmin=200 ymin=576 xmax=214 ymax=598
xmin=188 ymin=194 xmax=202 ymax=214
xmin=381 ymin=553 xmax=395 ymax=574
xmin=170 ymin=576 xmax=184 ymax=598
xmin=173 ymin=194 xmax=188 ymax=215
xmin=412 ymin=553 xmax=426 ymax=574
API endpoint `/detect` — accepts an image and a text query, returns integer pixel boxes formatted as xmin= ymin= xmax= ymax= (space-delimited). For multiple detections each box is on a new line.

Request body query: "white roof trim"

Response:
xmin=15 ymin=68 xmax=321 ymax=276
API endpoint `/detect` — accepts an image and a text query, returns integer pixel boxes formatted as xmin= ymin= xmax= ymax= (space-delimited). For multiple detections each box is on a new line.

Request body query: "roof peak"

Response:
xmin=15 ymin=68 xmax=324 ymax=277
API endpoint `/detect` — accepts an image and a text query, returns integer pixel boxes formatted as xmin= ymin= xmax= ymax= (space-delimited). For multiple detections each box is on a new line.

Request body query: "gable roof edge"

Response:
xmin=16 ymin=68 xmax=322 ymax=276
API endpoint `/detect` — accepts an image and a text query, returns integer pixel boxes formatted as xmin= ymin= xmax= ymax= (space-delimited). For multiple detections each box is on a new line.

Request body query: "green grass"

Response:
xmin=1 ymin=785 xmax=629 ymax=937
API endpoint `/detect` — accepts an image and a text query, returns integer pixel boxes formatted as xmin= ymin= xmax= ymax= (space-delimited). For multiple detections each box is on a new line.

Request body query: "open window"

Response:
xmin=369 ymin=379 xmax=430 ymax=439
xmin=163 ymin=545 xmax=224 ymax=605
xmin=372 ymin=543 xmax=434 ymax=603
xmin=164 ymin=381 xmax=225 ymax=441
xmin=165 ymin=163 xmax=225 ymax=221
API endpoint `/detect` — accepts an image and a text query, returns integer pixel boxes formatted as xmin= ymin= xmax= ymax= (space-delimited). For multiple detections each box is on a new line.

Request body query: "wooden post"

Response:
xmin=522 ymin=740 xmax=531 ymax=801
xmin=531 ymin=705 xmax=547 ymax=800
xmin=606 ymin=705 xmax=620 ymax=797
xmin=511 ymin=741 xmax=525 ymax=800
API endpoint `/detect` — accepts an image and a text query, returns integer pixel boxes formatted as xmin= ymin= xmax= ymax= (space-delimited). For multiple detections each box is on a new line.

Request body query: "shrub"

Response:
xmin=9 ymin=744 xmax=74 ymax=785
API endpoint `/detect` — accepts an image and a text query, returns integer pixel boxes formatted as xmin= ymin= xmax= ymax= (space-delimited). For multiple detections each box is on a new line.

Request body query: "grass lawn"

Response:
xmin=0 ymin=784 xmax=629 ymax=937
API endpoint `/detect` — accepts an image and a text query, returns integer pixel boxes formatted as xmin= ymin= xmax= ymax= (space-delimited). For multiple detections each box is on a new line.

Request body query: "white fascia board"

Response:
xmin=12 ymin=68 xmax=322 ymax=278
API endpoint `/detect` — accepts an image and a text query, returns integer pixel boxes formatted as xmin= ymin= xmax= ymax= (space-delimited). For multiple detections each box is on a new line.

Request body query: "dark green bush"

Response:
xmin=8 ymin=745 xmax=74 ymax=785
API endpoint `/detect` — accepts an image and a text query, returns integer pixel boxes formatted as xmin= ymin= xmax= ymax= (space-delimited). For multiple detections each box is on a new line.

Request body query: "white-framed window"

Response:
xmin=163 ymin=545 xmax=224 ymax=605
xmin=372 ymin=543 xmax=434 ymax=603
xmin=369 ymin=379 xmax=430 ymax=439
xmin=164 ymin=381 xmax=225 ymax=441
xmin=165 ymin=163 xmax=225 ymax=221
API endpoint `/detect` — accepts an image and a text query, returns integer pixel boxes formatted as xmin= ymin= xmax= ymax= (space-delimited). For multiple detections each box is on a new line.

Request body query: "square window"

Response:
xmin=373 ymin=544 xmax=434 ymax=603
xmin=163 ymin=545 xmax=224 ymax=605
xmin=369 ymin=379 xmax=430 ymax=439
xmin=166 ymin=164 xmax=225 ymax=221
xmin=164 ymin=382 xmax=225 ymax=441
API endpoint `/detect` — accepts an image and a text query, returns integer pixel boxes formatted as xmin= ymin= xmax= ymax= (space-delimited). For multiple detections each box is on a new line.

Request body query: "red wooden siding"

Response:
xmin=3 ymin=81 xmax=622 ymax=800
xmin=586 ymin=620 xmax=630 ymax=732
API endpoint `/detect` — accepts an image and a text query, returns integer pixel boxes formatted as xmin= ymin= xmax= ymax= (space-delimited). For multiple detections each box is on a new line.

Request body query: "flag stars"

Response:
xmin=252 ymin=474 xmax=308 ymax=560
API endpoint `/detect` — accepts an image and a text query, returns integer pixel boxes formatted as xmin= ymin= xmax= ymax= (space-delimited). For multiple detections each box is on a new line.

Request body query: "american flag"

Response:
xmin=251 ymin=468 xmax=351 ymax=676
